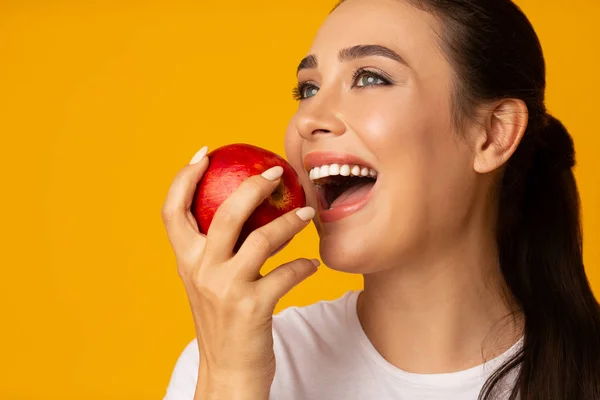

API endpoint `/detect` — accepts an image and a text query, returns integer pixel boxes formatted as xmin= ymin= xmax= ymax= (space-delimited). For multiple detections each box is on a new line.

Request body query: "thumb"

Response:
xmin=259 ymin=258 xmax=320 ymax=304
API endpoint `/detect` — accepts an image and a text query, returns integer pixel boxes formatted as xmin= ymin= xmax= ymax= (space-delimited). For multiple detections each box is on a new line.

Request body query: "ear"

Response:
xmin=472 ymin=98 xmax=528 ymax=174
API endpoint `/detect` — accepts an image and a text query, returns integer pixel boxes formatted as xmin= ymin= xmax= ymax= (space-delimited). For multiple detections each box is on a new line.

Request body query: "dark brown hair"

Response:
xmin=332 ymin=0 xmax=600 ymax=398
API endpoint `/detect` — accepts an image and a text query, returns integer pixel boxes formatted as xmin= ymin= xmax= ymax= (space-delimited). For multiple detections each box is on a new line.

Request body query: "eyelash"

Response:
xmin=292 ymin=68 xmax=392 ymax=101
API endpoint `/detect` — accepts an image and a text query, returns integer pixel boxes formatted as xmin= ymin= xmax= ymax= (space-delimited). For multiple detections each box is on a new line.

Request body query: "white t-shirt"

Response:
xmin=164 ymin=290 xmax=523 ymax=399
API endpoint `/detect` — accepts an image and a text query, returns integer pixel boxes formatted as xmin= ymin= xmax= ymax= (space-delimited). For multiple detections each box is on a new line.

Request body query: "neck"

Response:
xmin=357 ymin=224 xmax=524 ymax=374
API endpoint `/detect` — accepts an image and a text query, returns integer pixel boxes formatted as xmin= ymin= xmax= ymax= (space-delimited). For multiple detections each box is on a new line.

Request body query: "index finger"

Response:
xmin=204 ymin=166 xmax=284 ymax=262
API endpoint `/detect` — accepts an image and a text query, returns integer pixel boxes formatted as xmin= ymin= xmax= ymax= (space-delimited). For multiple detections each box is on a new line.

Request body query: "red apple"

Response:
xmin=191 ymin=143 xmax=306 ymax=254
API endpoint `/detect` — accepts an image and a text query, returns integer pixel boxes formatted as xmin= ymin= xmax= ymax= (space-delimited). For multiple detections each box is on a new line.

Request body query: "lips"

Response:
xmin=303 ymin=150 xmax=378 ymax=223
xmin=303 ymin=151 xmax=376 ymax=173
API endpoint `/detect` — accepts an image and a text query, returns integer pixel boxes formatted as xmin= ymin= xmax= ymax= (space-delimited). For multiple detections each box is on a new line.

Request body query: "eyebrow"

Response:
xmin=296 ymin=44 xmax=409 ymax=75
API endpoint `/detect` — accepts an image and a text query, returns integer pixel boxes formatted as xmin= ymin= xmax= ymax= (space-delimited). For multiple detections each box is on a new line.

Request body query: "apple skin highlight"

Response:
xmin=191 ymin=143 xmax=307 ymax=253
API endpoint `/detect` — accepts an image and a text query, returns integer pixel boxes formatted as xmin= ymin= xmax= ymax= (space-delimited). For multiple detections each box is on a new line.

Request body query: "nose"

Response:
xmin=295 ymin=92 xmax=347 ymax=140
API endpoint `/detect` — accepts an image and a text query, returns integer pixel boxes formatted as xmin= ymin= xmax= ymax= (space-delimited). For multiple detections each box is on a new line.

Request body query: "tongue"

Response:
xmin=330 ymin=181 xmax=375 ymax=209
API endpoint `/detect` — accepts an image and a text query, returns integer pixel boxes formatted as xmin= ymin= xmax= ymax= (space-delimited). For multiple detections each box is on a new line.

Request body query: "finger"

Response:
xmin=161 ymin=146 xmax=209 ymax=251
xmin=234 ymin=207 xmax=315 ymax=280
xmin=257 ymin=258 xmax=320 ymax=305
xmin=204 ymin=166 xmax=284 ymax=262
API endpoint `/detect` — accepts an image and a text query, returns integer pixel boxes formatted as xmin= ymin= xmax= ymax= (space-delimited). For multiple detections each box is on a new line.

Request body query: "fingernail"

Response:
xmin=296 ymin=206 xmax=315 ymax=221
xmin=261 ymin=166 xmax=284 ymax=181
xmin=189 ymin=146 xmax=208 ymax=165
xmin=311 ymin=258 xmax=321 ymax=267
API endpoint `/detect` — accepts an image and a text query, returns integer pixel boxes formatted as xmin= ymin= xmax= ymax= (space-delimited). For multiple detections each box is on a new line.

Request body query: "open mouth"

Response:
xmin=310 ymin=165 xmax=378 ymax=210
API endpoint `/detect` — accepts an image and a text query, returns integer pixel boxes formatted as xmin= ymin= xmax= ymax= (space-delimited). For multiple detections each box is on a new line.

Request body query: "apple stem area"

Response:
xmin=268 ymin=182 xmax=285 ymax=207
xmin=272 ymin=182 xmax=284 ymax=201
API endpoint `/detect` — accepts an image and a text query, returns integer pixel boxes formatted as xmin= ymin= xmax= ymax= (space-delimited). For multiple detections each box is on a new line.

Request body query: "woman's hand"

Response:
xmin=161 ymin=146 xmax=319 ymax=399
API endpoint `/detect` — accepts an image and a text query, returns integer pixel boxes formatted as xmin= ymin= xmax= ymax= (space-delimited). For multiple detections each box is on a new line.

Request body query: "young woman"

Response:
xmin=161 ymin=0 xmax=600 ymax=399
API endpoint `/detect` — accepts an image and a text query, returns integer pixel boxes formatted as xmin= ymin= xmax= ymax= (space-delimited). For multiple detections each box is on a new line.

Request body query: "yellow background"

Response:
xmin=1 ymin=0 xmax=598 ymax=398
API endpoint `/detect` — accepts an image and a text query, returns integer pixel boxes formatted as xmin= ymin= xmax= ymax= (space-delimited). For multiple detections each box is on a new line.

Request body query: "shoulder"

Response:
xmin=271 ymin=290 xmax=360 ymax=364
xmin=272 ymin=290 xmax=358 ymax=342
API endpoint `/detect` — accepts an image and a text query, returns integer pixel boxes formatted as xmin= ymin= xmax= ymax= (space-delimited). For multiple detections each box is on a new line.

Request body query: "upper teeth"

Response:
xmin=309 ymin=164 xmax=378 ymax=181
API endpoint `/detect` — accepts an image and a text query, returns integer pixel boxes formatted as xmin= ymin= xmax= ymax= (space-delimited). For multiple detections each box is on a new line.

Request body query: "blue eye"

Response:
xmin=303 ymin=85 xmax=319 ymax=98
xmin=355 ymin=72 xmax=386 ymax=87
xmin=292 ymin=83 xmax=318 ymax=101
xmin=292 ymin=69 xmax=391 ymax=101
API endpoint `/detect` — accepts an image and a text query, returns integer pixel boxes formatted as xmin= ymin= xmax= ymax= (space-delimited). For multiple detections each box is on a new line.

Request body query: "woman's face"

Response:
xmin=284 ymin=0 xmax=478 ymax=273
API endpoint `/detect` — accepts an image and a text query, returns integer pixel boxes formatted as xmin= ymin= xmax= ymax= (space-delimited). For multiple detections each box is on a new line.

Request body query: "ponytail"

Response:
xmin=536 ymin=115 xmax=576 ymax=172
xmin=481 ymin=114 xmax=600 ymax=399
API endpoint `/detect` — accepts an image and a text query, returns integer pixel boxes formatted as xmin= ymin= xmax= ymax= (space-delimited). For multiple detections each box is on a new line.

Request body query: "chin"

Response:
xmin=318 ymin=233 xmax=374 ymax=274
xmin=314 ymin=197 xmax=386 ymax=274
xmin=316 ymin=214 xmax=425 ymax=276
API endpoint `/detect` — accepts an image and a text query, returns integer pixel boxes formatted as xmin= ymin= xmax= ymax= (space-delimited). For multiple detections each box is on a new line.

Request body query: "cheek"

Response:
xmin=345 ymin=94 xmax=405 ymax=153
xmin=349 ymin=90 xmax=470 ymax=226
xmin=346 ymin=90 xmax=439 ymax=165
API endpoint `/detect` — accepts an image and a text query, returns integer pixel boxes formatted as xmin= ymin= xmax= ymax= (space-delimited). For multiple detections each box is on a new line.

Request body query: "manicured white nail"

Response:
xmin=296 ymin=206 xmax=315 ymax=221
xmin=189 ymin=146 xmax=208 ymax=165
xmin=261 ymin=166 xmax=284 ymax=181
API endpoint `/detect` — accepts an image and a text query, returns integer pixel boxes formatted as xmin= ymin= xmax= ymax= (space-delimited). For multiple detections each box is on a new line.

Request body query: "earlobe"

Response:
xmin=473 ymin=99 xmax=528 ymax=174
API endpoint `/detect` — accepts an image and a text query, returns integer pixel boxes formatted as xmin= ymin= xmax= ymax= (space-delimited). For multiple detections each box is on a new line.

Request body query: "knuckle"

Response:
xmin=248 ymin=230 xmax=273 ymax=251
xmin=160 ymin=204 xmax=177 ymax=222
xmin=234 ymin=294 xmax=262 ymax=315
xmin=214 ymin=206 xmax=236 ymax=225
xmin=284 ymin=212 xmax=301 ymax=230
xmin=177 ymin=252 xmax=203 ymax=278
xmin=186 ymin=268 xmax=264 ymax=316
xmin=189 ymin=266 xmax=232 ymax=296
xmin=279 ymin=264 xmax=299 ymax=282
xmin=188 ymin=266 xmax=218 ymax=293
xmin=189 ymin=268 xmax=209 ymax=290
xmin=177 ymin=263 xmax=192 ymax=280
xmin=180 ymin=248 xmax=202 ymax=270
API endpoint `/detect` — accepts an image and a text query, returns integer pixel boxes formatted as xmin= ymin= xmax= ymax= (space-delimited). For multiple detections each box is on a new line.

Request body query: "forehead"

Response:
xmin=308 ymin=0 xmax=443 ymax=69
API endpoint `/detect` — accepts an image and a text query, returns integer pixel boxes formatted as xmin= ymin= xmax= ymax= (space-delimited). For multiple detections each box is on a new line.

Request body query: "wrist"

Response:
xmin=195 ymin=363 xmax=272 ymax=400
